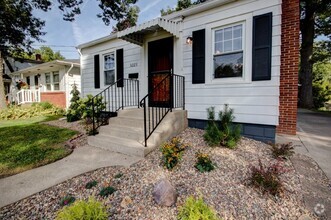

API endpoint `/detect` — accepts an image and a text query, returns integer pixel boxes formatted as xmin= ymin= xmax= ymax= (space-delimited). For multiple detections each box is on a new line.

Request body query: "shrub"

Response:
xmin=270 ymin=142 xmax=294 ymax=159
xmin=99 ymin=186 xmax=116 ymax=197
xmin=67 ymin=84 xmax=82 ymax=122
xmin=85 ymin=180 xmax=98 ymax=189
xmin=204 ymin=105 xmax=241 ymax=148
xmin=250 ymin=160 xmax=285 ymax=196
xmin=114 ymin=173 xmax=123 ymax=179
xmin=56 ymin=197 xmax=108 ymax=220
xmin=178 ymin=196 xmax=220 ymax=220
xmin=161 ymin=137 xmax=187 ymax=170
xmin=0 ymin=103 xmax=64 ymax=120
xmin=59 ymin=195 xmax=76 ymax=206
xmin=77 ymin=95 xmax=106 ymax=135
xmin=195 ymin=151 xmax=215 ymax=173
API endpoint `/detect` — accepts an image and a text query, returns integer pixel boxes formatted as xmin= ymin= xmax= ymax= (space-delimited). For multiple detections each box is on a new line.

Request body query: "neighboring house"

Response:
xmin=10 ymin=59 xmax=81 ymax=108
xmin=2 ymin=56 xmax=43 ymax=100
xmin=77 ymin=0 xmax=299 ymax=144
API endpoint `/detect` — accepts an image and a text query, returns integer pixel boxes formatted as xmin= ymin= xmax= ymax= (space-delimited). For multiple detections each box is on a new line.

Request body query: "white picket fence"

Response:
xmin=16 ymin=89 xmax=40 ymax=105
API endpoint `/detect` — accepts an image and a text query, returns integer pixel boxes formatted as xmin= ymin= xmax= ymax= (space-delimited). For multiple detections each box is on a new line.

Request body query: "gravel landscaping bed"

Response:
xmin=42 ymin=119 xmax=87 ymax=148
xmin=0 ymin=128 xmax=316 ymax=219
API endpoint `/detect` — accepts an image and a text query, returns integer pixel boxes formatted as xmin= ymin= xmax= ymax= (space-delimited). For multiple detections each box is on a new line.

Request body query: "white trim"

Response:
xmin=205 ymin=13 xmax=252 ymax=85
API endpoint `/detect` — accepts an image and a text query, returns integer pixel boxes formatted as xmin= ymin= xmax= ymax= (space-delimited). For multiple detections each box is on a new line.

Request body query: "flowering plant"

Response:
xmin=161 ymin=137 xmax=187 ymax=170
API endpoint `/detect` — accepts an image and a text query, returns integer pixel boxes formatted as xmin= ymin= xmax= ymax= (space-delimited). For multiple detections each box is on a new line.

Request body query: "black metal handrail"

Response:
xmin=91 ymin=78 xmax=139 ymax=133
xmin=140 ymin=73 xmax=185 ymax=147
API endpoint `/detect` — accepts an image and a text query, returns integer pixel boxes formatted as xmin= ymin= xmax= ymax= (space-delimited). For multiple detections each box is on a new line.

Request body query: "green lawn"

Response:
xmin=0 ymin=115 xmax=63 ymax=128
xmin=0 ymin=117 xmax=78 ymax=178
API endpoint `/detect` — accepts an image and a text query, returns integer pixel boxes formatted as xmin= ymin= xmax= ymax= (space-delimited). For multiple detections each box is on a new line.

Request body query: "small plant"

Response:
xmin=67 ymin=83 xmax=82 ymax=122
xmin=178 ymin=196 xmax=220 ymax=220
xmin=270 ymin=142 xmax=294 ymax=159
xmin=195 ymin=151 xmax=215 ymax=173
xmin=85 ymin=180 xmax=98 ymax=189
xmin=56 ymin=197 xmax=108 ymax=220
xmin=114 ymin=173 xmax=123 ymax=178
xmin=77 ymin=94 xmax=106 ymax=135
xmin=99 ymin=186 xmax=117 ymax=197
xmin=59 ymin=195 xmax=76 ymax=206
xmin=250 ymin=160 xmax=285 ymax=196
xmin=161 ymin=137 xmax=187 ymax=170
xmin=204 ymin=105 xmax=241 ymax=149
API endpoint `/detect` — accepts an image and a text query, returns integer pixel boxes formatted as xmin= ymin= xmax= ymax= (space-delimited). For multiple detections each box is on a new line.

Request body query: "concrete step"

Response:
xmin=99 ymin=124 xmax=143 ymax=141
xmin=88 ymin=108 xmax=188 ymax=157
xmin=88 ymin=134 xmax=155 ymax=157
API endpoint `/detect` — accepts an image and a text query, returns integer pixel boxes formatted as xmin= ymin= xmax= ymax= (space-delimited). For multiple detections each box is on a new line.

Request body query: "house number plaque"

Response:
xmin=130 ymin=63 xmax=138 ymax=67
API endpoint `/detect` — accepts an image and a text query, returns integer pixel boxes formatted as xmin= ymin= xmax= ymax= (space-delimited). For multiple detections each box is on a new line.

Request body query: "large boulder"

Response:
xmin=152 ymin=178 xmax=177 ymax=207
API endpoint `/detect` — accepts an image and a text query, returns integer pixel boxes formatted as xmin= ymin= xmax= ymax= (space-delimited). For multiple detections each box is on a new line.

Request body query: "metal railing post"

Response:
xmin=143 ymin=100 xmax=147 ymax=147
xmin=183 ymin=77 xmax=185 ymax=110
xmin=121 ymin=82 xmax=124 ymax=110
xmin=137 ymin=80 xmax=140 ymax=108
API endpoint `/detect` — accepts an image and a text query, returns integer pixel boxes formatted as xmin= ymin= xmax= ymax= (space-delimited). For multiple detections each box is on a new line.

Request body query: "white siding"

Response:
xmin=80 ymin=39 xmax=142 ymax=97
xmin=80 ymin=0 xmax=282 ymax=126
xmin=180 ymin=0 xmax=281 ymax=126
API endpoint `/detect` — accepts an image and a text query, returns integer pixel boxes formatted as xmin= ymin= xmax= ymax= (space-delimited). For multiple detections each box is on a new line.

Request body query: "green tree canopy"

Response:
xmin=299 ymin=0 xmax=331 ymax=108
xmin=161 ymin=0 xmax=206 ymax=16
xmin=0 ymin=0 xmax=138 ymax=109
xmin=14 ymin=46 xmax=65 ymax=62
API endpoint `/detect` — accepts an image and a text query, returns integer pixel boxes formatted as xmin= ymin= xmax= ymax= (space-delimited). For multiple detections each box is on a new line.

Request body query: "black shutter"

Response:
xmin=252 ymin=12 xmax=272 ymax=81
xmin=192 ymin=29 xmax=205 ymax=84
xmin=116 ymin=48 xmax=124 ymax=87
xmin=94 ymin=54 xmax=100 ymax=88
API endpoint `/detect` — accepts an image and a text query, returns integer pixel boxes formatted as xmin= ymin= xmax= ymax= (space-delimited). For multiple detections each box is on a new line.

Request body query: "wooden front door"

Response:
xmin=148 ymin=37 xmax=173 ymax=107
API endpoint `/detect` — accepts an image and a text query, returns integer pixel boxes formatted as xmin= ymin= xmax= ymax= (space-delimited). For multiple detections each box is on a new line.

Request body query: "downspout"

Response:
xmin=65 ymin=63 xmax=75 ymax=109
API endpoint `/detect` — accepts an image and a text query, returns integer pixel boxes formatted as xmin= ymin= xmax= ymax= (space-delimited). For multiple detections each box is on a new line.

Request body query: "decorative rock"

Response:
xmin=120 ymin=196 xmax=132 ymax=208
xmin=152 ymin=178 xmax=177 ymax=207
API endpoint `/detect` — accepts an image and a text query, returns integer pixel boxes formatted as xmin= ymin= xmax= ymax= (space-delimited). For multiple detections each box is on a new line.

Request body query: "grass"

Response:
xmin=0 ymin=117 xmax=77 ymax=178
xmin=0 ymin=115 xmax=63 ymax=128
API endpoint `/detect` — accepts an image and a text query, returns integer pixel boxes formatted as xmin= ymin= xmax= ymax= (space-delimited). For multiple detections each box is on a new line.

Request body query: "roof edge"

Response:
xmin=77 ymin=33 xmax=117 ymax=50
xmin=10 ymin=60 xmax=80 ymax=75
xmin=162 ymin=0 xmax=238 ymax=20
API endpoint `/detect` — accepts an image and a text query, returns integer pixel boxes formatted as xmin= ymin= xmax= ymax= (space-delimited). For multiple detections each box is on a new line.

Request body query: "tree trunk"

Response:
xmin=0 ymin=51 xmax=7 ymax=109
xmin=299 ymin=1 xmax=314 ymax=108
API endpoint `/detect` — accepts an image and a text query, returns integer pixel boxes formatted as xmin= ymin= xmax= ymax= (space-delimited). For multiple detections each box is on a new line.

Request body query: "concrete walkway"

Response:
xmin=277 ymin=108 xmax=331 ymax=180
xmin=0 ymin=145 xmax=141 ymax=208
xmin=277 ymin=108 xmax=331 ymax=218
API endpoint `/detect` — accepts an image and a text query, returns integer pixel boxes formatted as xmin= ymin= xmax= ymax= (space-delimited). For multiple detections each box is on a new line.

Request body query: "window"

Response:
xmin=45 ymin=73 xmax=51 ymax=91
xmin=34 ymin=75 xmax=39 ymax=89
xmin=104 ymin=53 xmax=115 ymax=85
xmin=53 ymin=72 xmax=60 ymax=90
xmin=213 ymin=24 xmax=243 ymax=78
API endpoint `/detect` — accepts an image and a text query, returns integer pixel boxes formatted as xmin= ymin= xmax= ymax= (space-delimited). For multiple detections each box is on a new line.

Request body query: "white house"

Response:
xmin=77 ymin=0 xmax=299 ymax=155
xmin=10 ymin=59 xmax=81 ymax=108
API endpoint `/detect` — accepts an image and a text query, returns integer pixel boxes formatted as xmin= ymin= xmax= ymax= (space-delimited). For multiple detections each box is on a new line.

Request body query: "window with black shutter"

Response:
xmin=252 ymin=13 xmax=272 ymax=81
xmin=192 ymin=29 xmax=205 ymax=84
xmin=94 ymin=54 xmax=100 ymax=88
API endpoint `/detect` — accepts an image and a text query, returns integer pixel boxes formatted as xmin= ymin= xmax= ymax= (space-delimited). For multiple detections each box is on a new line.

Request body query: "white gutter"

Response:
xmin=163 ymin=0 xmax=238 ymax=20
xmin=77 ymin=33 xmax=117 ymax=49
xmin=66 ymin=63 xmax=74 ymax=76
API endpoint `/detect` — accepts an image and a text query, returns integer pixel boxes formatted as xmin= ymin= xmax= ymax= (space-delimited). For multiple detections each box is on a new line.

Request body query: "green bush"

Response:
xmin=203 ymin=105 xmax=241 ymax=149
xmin=99 ymin=186 xmax=116 ymax=197
xmin=178 ymin=196 xmax=220 ymax=220
xmin=85 ymin=180 xmax=98 ymax=189
xmin=161 ymin=137 xmax=187 ymax=170
xmin=67 ymin=84 xmax=82 ymax=122
xmin=195 ymin=151 xmax=215 ymax=173
xmin=56 ymin=197 xmax=108 ymax=220
xmin=77 ymin=95 xmax=106 ymax=135
xmin=0 ymin=103 xmax=64 ymax=120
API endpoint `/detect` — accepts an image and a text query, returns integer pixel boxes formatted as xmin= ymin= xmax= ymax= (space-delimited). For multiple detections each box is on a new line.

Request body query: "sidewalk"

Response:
xmin=276 ymin=108 xmax=331 ymax=218
xmin=0 ymin=145 xmax=141 ymax=208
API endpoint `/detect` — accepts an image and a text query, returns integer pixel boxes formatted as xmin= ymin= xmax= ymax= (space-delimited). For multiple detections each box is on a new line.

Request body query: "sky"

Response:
xmin=33 ymin=0 xmax=178 ymax=59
